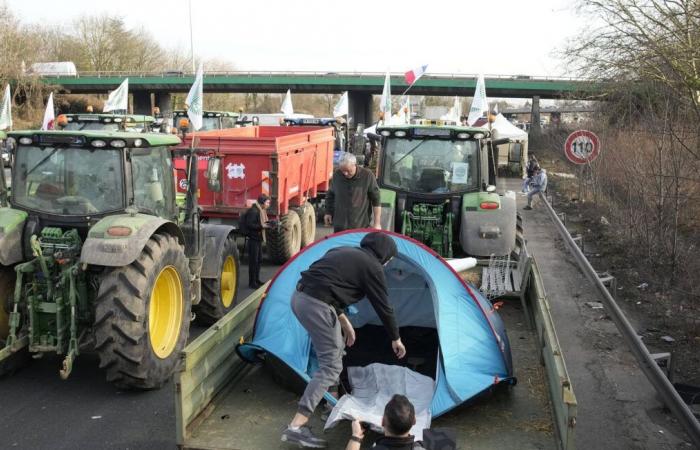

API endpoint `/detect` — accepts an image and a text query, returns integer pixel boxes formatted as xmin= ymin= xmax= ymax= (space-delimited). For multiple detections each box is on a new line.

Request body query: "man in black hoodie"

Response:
xmin=281 ymin=231 xmax=406 ymax=448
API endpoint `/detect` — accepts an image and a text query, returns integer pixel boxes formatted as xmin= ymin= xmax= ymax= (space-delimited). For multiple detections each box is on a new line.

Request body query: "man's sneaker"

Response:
xmin=281 ymin=425 xmax=327 ymax=448
xmin=523 ymin=205 xmax=533 ymax=210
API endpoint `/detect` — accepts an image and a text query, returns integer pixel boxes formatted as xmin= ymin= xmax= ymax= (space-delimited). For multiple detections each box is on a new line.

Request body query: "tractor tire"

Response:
xmin=94 ymin=233 xmax=191 ymax=390
xmin=196 ymin=235 xmax=240 ymax=325
xmin=266 ymin=210 xmax=302 ymax=264
xmin=296 ymin=202 xmax=316 ymax=248
xmin=0 ymin=266 xmax=30 ymax=378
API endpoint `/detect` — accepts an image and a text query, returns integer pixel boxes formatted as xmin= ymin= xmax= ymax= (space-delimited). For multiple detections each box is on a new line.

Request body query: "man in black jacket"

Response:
xmin=346 ymin=395 xmax=425 ymax=450
xmin=281 ymin=231 xmax=406 ymax=448
xmin=243 ymin=194 xmax=270 ymax=288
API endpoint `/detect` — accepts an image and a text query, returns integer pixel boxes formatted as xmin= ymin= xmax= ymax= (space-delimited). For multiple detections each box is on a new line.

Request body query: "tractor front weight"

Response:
xmin=4 ymin=227 xmax=89 ymax=379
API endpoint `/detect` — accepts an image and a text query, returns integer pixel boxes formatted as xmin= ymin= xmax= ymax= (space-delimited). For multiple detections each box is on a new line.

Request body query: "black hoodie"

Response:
xmin=298 ymin=232 xmax=400 ymax=340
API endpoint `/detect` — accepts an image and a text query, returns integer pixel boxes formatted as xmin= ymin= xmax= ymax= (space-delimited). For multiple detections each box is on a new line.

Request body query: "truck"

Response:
xmin=0 ymin=130 xmax=240 ymax=387
xmin=174 ymin=126 xmax=334 ymax=263
xmin=376 ymin=120 xmax=519 ymax=258
xmin=173 ymin=243 xmax=577 ymax=449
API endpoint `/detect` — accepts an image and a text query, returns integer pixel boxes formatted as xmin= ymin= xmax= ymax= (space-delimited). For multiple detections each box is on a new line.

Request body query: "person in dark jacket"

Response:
xmin=346 ymin=395 xmax=425 ymax=450
xmin=243 ymin=194 xmax=270 ymax=289
xmin=324 ymin=152 xmax=382 ymax=232
xmin=281 ymin=231 xmax=406 ymax=448
xmin=521 ymin=154 xmax=539 ymax=194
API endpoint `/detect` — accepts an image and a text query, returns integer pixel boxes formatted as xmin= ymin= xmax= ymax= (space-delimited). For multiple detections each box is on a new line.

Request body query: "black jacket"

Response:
xmin=243 ymin=205 xmax=264 ymax=241
xmin=372 ymin=435 xmax=425 ymax=449
xmin=326 ymin=166 xmax=381 ymax=230
xmin=298 ymin=232 xmax=399 ymax=340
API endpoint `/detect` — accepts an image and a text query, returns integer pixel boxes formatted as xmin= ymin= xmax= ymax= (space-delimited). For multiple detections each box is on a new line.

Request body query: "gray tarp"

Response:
xmin=325 ymin=363 xmax=434 ymax=440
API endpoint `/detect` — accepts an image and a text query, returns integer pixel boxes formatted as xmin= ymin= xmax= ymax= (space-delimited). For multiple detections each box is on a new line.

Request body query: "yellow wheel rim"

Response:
xmin=220 ymin=255 xmax=236 ymax=308
xmin=148 ymin=265 xmax=183 ymax=359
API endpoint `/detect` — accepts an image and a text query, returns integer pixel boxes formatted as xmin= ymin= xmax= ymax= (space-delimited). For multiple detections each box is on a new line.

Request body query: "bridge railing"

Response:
xmin=37 ymin=70 xmax=594 ymax=82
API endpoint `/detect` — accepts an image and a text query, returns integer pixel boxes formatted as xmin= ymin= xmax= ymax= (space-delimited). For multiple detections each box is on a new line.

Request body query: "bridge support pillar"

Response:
xmin=530 ymin=96 xmax=541 ymax=135
xmin=132 ymin=91 xmax=152 ymax=115
xmin=153 ymin=92 xmax=172 ymax=115
xmin=348 ymin=91 xmax=373 ymax=130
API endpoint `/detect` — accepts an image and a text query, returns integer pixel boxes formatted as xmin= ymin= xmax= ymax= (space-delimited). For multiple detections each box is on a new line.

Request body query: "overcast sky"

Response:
xmin=6 ymin=0 xmax=581 ymax=77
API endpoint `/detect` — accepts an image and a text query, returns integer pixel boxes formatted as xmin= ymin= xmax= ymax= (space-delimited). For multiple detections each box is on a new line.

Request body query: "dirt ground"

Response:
xmin=532 ymin=144 xmax=700 ymax=389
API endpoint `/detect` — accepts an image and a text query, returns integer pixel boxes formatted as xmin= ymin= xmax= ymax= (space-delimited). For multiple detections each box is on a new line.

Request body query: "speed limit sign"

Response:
xmin=564 ymin=130 xmax=600 ymax=164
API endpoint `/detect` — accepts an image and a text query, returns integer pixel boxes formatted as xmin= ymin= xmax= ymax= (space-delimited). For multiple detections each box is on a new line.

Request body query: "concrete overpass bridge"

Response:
xmin=41 ymin=71 xmax=599 ymax=131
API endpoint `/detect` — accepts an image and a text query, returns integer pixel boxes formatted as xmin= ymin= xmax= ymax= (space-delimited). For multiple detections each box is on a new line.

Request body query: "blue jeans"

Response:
xmin=527 ymin=188 xmax=542 ymax=207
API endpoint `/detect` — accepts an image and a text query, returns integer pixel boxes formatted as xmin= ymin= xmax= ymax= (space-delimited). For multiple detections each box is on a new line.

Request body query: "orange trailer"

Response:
xmin=175 ymin=126 xmax=334 ymax=262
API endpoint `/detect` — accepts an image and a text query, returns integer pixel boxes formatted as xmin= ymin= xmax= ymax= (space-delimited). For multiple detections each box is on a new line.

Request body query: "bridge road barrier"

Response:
xmin=538 ymin=192 xmax=700 ymax=446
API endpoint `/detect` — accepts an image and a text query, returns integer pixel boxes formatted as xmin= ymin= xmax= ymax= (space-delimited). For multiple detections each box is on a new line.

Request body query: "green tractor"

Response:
xmin=0 ymin=130 xmax=240 ymax=388
xmin=377 ymin=120 xmax=518 ymax=258
xmin=172 ymin=111 xmax=243 ymax=132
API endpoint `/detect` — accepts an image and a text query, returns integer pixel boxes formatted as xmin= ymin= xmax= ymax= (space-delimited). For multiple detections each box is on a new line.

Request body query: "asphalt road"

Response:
xmin=0 ymin=226 xmax=333 ymax=450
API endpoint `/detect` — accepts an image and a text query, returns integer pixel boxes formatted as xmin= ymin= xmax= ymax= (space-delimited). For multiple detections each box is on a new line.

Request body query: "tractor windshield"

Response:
xmin=61 ymin=122 xmax=121 ymax=132
xmin=382 ymin=138 xmax=479 ymax=193
xmin=13 ymin=146 xmax=124 ymax=215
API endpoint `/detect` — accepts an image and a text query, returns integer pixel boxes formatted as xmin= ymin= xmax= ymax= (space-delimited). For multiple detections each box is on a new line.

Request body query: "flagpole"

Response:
xmin=189 ymin=0 xmax=195 ymax=73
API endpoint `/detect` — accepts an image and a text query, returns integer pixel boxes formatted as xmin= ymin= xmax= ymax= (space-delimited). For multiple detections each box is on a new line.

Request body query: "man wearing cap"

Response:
xmin=243 ymin=194 xmax=271 ymax=288
xmin=281 ymin=231 xmax=406 ymax=448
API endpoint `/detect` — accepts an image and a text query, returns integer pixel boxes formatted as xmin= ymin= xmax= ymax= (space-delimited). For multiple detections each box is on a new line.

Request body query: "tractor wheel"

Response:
xmin=267 ymin=210 xmax=302 ymax=264
xmin=196 ymin=236 xmax=240 ymax=325
xmin=0 ymin=266 xmax=30 ymax=378
xmin=296 ymin=202 xmax=316 ymax=248
xmin=94 ymin=233 xmax=191 ymax=390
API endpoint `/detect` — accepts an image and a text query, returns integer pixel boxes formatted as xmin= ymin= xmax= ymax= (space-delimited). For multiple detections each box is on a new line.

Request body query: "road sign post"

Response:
xmin=564 ymin=130 xmax=601 ymax=201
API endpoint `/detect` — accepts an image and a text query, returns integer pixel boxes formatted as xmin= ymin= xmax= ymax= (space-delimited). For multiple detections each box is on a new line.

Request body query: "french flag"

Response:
xmin=404 ymin=64 xmax=428 ymax=86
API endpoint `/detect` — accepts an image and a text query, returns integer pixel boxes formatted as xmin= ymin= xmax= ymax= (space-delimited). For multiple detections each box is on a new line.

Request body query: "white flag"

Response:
xmin=0 ymin=85 xmax=11 ymax=130
xmin=467 ymin=74 xmax=488 ymax=126
xmin=281 ymin=89 xmax=294 ymax=116
xmin=494 ymin=103 xmax=499 ymax=115
xmin=41 ymin=93 xmax=55 ymax=131
xmin=380 ymin=72 xmax=392 ymax=123
xmin=333 ymin=91 xmax=348 ymax=117
xmin=103 ymin=78 xmax=129 ymax=112
xmin=186 ymin=63 xmax=204 ymax=131
xmin=397 ymin=96 xmax=411 ymax=124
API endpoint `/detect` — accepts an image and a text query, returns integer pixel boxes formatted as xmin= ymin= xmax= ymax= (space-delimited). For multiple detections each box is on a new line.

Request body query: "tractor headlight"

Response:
xmin=394 ymin=130 xmax=407 ymax=137
xmin=134 ymin=138 xmax=143 ymax=147
xmin=113 ymin=118 xmax=123 ymax=123
xmin=103 ymin=117 xmax=112 ymax=123
xmin=110 ymin=139 xmax=126 ymax=148
xmin=91 ymin=139 xmax=107 ymax=148
xmin=456 ymin=132 xmax=469 ymax=139
xmin=18 ymin=137 xmax=33 ymax=145
xmin=472 ymin=132 xmax=485 ymax=139
xmin=380 ymin=130 xmax=391 ymax=137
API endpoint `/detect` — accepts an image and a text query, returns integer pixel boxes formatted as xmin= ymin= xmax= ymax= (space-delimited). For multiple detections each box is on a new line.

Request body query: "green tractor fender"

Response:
xmin=80 ymin=213 xmax=185 ymax=267
xmin=199 ymin=223 xmax=236 ymax=279
xmin=0 ymin=208 xmax=28 ymax=266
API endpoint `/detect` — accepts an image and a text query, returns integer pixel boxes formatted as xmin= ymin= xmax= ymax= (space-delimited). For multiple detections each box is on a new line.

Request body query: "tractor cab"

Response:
xmin=172 ymin=110 xmax=242 ymax=132
xmin=377 ymin=120 xmax=517 ymax=258
xmin=56 ymin=114 xmax=157 ymax=133
xmin=283 ymin=117 xmax=347 ymax=159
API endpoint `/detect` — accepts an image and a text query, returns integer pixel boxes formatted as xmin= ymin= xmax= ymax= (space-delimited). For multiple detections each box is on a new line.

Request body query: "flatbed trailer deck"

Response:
xmin=175 ymin=257 xmax=576 ymax=449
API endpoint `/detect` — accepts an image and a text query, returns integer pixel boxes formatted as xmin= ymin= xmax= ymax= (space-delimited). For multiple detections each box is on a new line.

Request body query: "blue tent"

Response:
xmin=238 ymin=230 xmax=514 ymax=417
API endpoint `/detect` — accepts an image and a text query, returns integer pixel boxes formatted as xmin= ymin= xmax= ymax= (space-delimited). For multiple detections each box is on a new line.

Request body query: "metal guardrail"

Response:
xmin=539 ymin=193 xmax=700 ymax=447
xmin=36 ymin=70 xmax=595 ymax=82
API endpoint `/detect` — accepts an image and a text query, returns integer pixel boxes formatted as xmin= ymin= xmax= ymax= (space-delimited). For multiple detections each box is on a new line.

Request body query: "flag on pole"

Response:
xmin=103 ymin=78 xmax=129 ymax=113
xmin=41 ymin=92 xmax=55 ymax=131
xmin=380 ymin=72 xmax=392 ymax=123
xmin=185 ymin=63 xmax=204 ymax=131
xmin=0 ymin=85 xmax=12 ymax=130
xmin=281 ymin=89 xmax=294 ymax=116
xmin=467 ymin=74 xmax=488 ymax=126
xmin=397 ymin=96 xmax=411 ymax=124
xmin=404 ymin=64 xmax=428 ymax=86
xmin=493 ymin=103 xmax=499 ymax=115
xmin=333 ymin=91 xmax=348 ymax=117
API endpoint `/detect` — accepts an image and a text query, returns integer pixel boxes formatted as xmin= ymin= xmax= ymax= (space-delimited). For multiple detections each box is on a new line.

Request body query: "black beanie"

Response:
xmin=257 ymin=194 xmax=269 ymax=204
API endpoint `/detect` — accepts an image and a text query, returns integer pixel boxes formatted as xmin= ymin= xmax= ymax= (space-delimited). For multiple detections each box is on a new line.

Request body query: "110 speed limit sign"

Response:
xmin=564 ymin=130 xmax=601 ymax=164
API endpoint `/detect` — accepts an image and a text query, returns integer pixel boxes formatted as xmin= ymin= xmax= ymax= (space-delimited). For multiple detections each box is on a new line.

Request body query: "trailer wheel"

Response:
xmin=94 ymin=233 xmax=191 ymax=390
xmin=296 ymin=202 xmax=316 ymax=248
xmin=267 ymin=210 xmax=302 ymax=263
xmin=196 ymin=235 xmax=240 ymax=325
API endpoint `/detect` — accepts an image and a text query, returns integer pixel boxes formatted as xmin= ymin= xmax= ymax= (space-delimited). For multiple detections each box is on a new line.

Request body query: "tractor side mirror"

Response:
xmin=205 ymin=157 xmax=222 ymax=192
